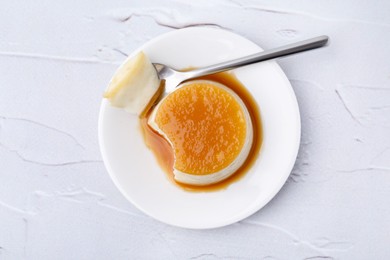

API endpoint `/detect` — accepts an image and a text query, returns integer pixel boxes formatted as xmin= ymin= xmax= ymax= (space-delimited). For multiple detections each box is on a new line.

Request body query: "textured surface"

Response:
xmin=1 ymin=1 xmax=390 ymax=259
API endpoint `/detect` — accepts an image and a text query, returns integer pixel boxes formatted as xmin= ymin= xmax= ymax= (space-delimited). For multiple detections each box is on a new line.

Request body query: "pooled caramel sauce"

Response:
xmin=140 ymin=71 xmax=262 ymax=192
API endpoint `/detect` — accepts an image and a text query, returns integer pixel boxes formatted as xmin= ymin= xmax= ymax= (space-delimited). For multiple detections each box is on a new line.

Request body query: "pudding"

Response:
xmin=148 ymin=80 xmax=253 ymax=186
xmin=103 ymin=51 xmax=261 ymax=189
xmin=104 ymin=52 xmax=161 ymax=116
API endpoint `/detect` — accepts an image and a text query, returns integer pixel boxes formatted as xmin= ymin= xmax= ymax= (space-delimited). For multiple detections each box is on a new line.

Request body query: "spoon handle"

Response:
xmin=187 ymin=35 xmax=329 ymax=78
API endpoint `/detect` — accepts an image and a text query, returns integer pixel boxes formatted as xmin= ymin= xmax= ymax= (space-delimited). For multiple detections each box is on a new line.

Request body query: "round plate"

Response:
xmin=99 ymin=27 xmax=300 ymax=229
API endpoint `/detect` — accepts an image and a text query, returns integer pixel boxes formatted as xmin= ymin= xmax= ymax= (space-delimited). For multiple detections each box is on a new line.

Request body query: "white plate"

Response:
xmin=98 ymin=27 xmax=300 ymax=229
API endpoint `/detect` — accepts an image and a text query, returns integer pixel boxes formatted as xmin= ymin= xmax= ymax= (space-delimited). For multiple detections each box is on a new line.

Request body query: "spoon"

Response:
xmin=153 ymin=35 xmax=329 ymax=93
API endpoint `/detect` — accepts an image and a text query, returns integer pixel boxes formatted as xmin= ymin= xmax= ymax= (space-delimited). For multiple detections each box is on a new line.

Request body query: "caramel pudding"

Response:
xmin=148 ymin=80 xmax=253 ymax=186
xmin=142 ymin=72 xmax=262 ymax=191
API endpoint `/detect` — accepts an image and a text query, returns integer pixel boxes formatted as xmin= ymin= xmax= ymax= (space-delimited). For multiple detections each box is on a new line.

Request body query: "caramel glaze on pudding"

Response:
xmin=140 ymin=72 xmax=262 ymax=192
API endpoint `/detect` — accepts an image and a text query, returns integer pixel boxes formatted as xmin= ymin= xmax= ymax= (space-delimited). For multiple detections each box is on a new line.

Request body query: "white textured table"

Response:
xmin=1 ymin=1 xmax=390 ymax=259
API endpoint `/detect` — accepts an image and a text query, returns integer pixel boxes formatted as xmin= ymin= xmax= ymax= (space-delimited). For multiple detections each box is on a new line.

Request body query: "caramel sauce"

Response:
xmin=140 ymin=72 xmax=262 ymax=192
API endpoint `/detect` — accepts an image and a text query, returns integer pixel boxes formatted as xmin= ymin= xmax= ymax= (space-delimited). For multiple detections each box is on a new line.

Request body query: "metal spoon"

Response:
xmin=153 ymin=35 xmax=329 ymax=93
